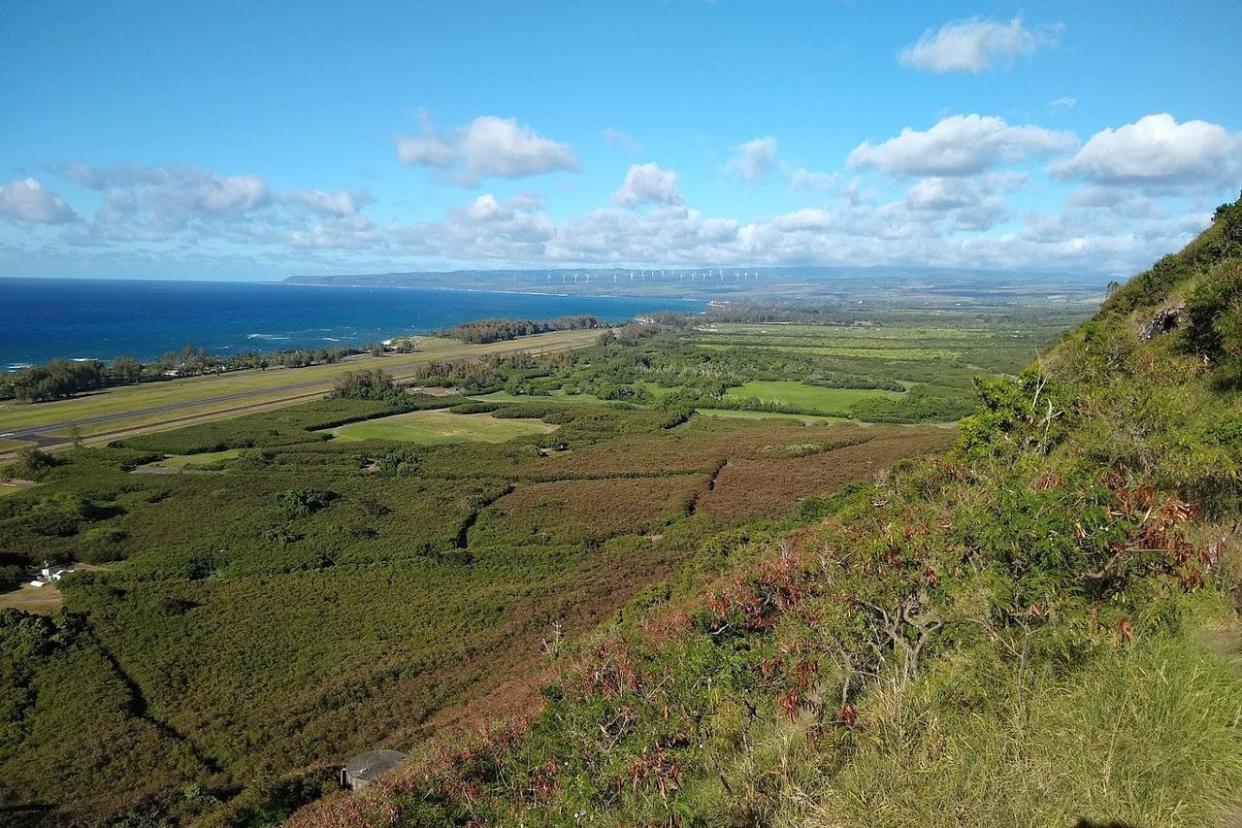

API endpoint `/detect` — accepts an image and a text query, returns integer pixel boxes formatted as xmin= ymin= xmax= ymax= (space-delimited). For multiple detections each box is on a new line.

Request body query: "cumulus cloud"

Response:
xmin=726 ymin=136 xmax=779 ymax=181
xmin=391 ymin=193 xmax=555 ymax=262
xmin=0 ymin=178 xmax=77 ymax=224
xmin=1052 ymin=113 xmax=1242 ymax=192
xmin=899 ymin=17 xmax=1059 ymax=73
xmin=49 ymin=162 xmax=387 ymax=251
xmin=848 ymin=114 xmax=1076 ymax=177
xmin=612 ymin=163 xmax=684 ymax=207
xmin=396 ymin=114 xmax=579 ymax=184
xmin=66 ymin=163 xmax=270 ymax=233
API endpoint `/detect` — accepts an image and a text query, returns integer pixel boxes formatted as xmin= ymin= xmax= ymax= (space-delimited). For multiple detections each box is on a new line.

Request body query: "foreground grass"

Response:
xmin=809 ymin=600 xmax=1242 ymax=828
xmin=327 ymin=410 xmax=557 ymax=444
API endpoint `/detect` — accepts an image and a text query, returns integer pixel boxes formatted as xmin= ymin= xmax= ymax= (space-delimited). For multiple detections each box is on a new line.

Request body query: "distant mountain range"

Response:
xmin=285 ymin=266 xmax=1108 ymax=306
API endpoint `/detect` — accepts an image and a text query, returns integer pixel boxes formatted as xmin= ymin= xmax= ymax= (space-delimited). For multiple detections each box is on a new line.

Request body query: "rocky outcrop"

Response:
xmin=1139 ymin=302 xmax=1185 ymax=341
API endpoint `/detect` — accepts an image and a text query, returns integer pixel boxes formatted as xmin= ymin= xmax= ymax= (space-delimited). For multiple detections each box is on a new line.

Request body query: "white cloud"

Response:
xmin=282 ymin=189 xmax=370 ymax=217
xmin=288 ymin=215 xmax=381 ymax=250
xmin=726 ymin=136 xmax=779 ymax=181
xmin=603 ymin=128 xmax=641 ymax=154
xmin=787 ymin=167 xmax=838 ymax=193
xmin=396 ymin=114 xmax=579 ymax=184
xmin=848 ymin=114 xmax=1076 ymax=176
xmin=899 ymin=17 xmax=1059 ymax=73
xmin=0 ymin=178 xmax=77 ymax=224
xmin=1049 ymin=96 xmax=1078 ymax=111
xmin=612 ymin=163 xmax=684 ymax=207
xmin=396 ymin=134 xmax=456 ymax=167
xmin=391 ymin=193 xmax=555 ymax=262
xmin=1052 ymin=113 xmax=1242 ymax=192
xmin=66 ymin=163 xmax=270 ymax=233
xmin=905 ymin=177 xmax=979 ymax=211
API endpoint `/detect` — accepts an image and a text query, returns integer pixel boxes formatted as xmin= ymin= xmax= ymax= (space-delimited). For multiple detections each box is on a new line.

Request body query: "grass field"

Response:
xmin=328 ymin=410 xmax=558 ymax=444
xmin=694 ymin=408 xmax=849 ymax=425
xmin=722 ymin=380 xmax=903 ymax=415
xmin=0 ymin=329 xmax=604 ymax=440
xmin=132 ymin=448 xmax=246 ymax=472
xmin=475 ymin=389 xmax=608 ymax=405
xmin=0 ymin=479 xmax=37 ymax=497
xmin=700 ymin=342 xmax=961 ymax=360
xmin=0 ymin=582 xmax=63 ymax=613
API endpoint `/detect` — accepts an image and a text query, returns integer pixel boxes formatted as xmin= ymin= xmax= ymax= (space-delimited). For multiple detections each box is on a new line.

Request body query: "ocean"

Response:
xmin=0 ymin=278 xmax=705 ymax=367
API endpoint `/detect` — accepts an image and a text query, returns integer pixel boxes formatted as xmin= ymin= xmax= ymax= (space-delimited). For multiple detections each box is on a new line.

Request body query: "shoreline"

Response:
xmin=1 ymin=284 xmax=707 ymax=367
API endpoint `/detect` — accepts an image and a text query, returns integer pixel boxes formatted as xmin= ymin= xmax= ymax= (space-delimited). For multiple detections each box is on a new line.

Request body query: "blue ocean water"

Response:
xmin=0 ymin=278 xmax=705 ymax=367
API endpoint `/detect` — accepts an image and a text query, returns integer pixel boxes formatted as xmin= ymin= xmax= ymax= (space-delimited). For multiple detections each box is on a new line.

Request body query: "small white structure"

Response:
xmin=30 ymin=564 xmax=73 ymax=588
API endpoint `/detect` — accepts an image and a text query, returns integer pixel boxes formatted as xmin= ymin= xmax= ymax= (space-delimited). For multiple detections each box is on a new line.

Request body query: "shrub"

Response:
xmin=276 ymin=488 xmax=339 ymax=518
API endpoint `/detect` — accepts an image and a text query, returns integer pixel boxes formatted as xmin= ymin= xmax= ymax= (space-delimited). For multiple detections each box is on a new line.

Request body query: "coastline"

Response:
xmin=1 ymin=279 xmax=707 ymax=367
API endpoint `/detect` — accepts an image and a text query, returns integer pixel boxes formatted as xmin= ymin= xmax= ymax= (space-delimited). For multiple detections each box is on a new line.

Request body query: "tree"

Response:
xmin=9 ymin=446 xmax=58 ymax=479
xmin=109 ymin=356 xmax=144 ymax=385
xmin=330 ymin=368 xmax=399 ymax=400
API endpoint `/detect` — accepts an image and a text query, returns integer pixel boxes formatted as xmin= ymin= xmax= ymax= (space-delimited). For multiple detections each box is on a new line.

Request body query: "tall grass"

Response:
xmin=805 ymin=596 xmax=1242 ymax=828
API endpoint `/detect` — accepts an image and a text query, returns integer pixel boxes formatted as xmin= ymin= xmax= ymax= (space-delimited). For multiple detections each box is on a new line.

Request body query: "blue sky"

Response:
xmin=2 ymin=0 xmax=1240 ymax=280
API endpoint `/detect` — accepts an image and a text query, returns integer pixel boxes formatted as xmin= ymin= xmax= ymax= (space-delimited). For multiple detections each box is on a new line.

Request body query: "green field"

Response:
xmin=694 ymin=408 xmax=849 ymax=425
xmin=722 ymin=380 xmax=902 ymax=415
xmin=474 ymin=389 xmax=607 ymax=405
xmin=0 ymin=329 xmax=604 ymax=443
xmin=132 ymin=448 xmax=246 ymax=472
xmin=700 ymin=342 xmax=961 ymax=360
xmin=0 ymin=480 xmax=36 ymax=497
xmin=328 ymin=410 xmax=558 ymax=444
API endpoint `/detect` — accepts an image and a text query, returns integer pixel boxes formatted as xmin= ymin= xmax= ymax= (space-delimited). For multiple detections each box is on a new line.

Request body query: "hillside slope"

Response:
xmin=291 ymin=195 xmax=1242 ymax=828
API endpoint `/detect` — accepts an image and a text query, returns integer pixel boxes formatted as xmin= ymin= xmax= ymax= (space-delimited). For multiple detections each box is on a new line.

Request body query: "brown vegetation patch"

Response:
xmin=472 ymin=475 xmax=709 ymax=545
xmin=699 ymin=428 xmax=955 ymax=523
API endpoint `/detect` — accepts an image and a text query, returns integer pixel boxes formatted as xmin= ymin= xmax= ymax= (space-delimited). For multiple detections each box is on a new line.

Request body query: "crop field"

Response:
xmin=722 ymin=380 xmax=903 ymax=415
xmin=327 ymin=410 xmax=557 ymax=444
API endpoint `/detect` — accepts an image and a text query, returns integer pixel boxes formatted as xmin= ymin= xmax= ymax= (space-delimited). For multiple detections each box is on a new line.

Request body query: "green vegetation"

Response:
xmin=5 ymin=199 xmax=1241 ymax=827
xmin=327 ymin=410 xmax=557 ymax=444
xmin=443 ymin=314 xmax=605 ymax=343
xmin=0 ymin=329 xmax=605 ymax=443
xmin=278 ymin=195 xmax=1242 ymax=828
xmin=722 ymin=380 xmax=901 ymax=416
xmin=0 ymin=387 xmax=948 ymax=825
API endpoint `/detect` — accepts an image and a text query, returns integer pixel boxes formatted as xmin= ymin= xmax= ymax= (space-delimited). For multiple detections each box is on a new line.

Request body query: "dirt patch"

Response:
xmin=0 ymin=583 xmax=63 ymax=614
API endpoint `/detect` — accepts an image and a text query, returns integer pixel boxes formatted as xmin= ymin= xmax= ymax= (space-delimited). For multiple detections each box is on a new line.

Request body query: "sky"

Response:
xmin=2 ymin=0 xmax=1240 ymax=281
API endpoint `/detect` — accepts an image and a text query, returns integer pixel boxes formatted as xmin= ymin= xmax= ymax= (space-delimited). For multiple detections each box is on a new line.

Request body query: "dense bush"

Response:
xmin=444 ymin=315 xmax=604 ymax=344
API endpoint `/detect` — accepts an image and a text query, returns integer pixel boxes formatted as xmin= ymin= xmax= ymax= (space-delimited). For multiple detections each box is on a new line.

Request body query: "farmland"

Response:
xmin=0 ymin=328 xmax=603 ymax=451
xmin=0 ymin=306 xmax=1075 ymax=826
xmin=327 ymin=410 xmax=557 ymax=444
xmin=721 ymin=380 xmax=901 ymax=416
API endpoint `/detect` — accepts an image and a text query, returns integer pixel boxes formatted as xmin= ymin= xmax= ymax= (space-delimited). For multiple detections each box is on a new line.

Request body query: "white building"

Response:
xmin=29 ymin=564 xmax=72 ymax=588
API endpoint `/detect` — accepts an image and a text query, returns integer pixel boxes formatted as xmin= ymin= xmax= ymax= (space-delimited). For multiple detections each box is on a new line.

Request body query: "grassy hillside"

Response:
xmin=290 ymin=195 xmax=1242 ymax=827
